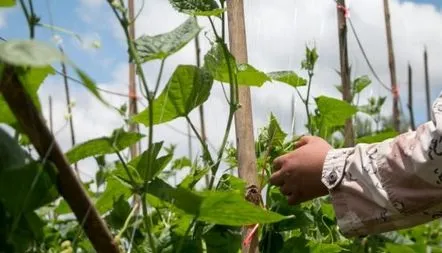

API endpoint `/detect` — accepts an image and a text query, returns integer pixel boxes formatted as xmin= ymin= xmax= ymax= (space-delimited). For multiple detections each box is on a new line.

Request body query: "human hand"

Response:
xmin=269 ymin=136 xmax=332 ymax=205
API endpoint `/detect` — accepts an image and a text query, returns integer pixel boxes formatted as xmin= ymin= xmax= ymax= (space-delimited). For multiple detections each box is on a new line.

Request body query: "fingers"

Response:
xmin=294 ymin=135 xmax=313 ymax=149
xmin=269 ymin=169 xmax=285 ymax=186
xmin=279 ymin=184 xmax=292 ymax=196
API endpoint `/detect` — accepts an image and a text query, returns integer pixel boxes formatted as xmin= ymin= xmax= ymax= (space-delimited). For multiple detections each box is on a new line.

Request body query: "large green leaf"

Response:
xmin=315 ymin=96 xmax=357 ymax=127
xmin=203 ymin=43 xmax=270 ymax=86
xmin=0 ymin=161 xmax=58 ymax=215
xmin=135 ymin=18 xmax=201 ymax=62
xmin=169 ymin=0 xmax=224 ymax=16
xmin=65 ymin=128 xmax=145 ymax=164
xmin=0 ymin=0 xmax=15 ymax=7
xmin=148 ymin=179 xmax=288 ymax=226
xmin=0 ymin=40 xmax=107 ymax=105
xmin=0 ymin=66 xmax=54 ymax=125
xmin=132 ymin=65 xmax=213 ymax=126
xmin=267 ymin=71 xmax=307 ymax=88
xmin=96 ymin=175 xmax=132 ymax=214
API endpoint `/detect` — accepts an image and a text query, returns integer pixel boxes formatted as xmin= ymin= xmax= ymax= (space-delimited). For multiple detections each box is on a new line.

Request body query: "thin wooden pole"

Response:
xmin=336 ymin=0 xmax=354 ymax=147
xmin=226 ymin=1 xmax=259 ymax=252
xmin=128 ymin=0 xmax=140 ymax=159
xmin=424 ymin=47 xmax=431 ymax=121
xmin=49 ymin=96 xmax=53 ymax=134
xmin=0 ymin=66 xmax=120 ymax=253
xmin=383 ymin=0 xmax=400 ymax=131
xmin=407 ymin=64 xmax=416 ymax=130
xmin=60 ymin=47 xmax=79 ymax=177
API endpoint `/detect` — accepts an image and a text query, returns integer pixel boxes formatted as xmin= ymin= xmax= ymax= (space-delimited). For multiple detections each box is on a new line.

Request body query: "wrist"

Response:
xmin=321 ymin=148 xmax=354 ymax=191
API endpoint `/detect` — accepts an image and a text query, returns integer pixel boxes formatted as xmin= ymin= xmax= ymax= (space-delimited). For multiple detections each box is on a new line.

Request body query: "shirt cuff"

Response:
xmin=321 ymin=148 xmax=354 ymax=190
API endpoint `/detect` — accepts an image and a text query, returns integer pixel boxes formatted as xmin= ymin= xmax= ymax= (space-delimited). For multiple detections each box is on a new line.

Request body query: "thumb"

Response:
xmin=294 ymin=135 xmax=314 ymax=149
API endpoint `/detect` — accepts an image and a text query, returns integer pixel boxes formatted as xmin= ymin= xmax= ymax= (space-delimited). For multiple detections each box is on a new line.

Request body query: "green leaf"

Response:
xmin=309 ymin=242 xmax=343 ymax=253
xmin=55 ymin=200 xmax=71 ymax=215
xmin=268 ymin=113 xmax=287 ymax=146
xmin=203 ymin=43 xmax=270 ymax=86
xmin=0 ymin=161 xmax=58 ymax=215
xmin=198 ymin=191 xmax=288 ymax=226
xmin=0 ymin=40 xmax=67 ymax=67
xmin=179 ymin=167 xmax=209 ymax=189
xmin=315 ymin=96 xmax=357 ymax=127
xmin=216 ymin=174 xmax=246 ymax=195
xmin=0 ymin=40 xmax=107 ymax=105
xmin=106 ymin=195 xmax=131 ymax=229
xmin=65 ymin=128 xmax=145 ymax=164
xmin=136 ymin=142 xmax=173 ymax=181
xmin=267 ymin=71 xmax=307 ymax=88
xmin=0 ymin=0 xmax=15 ymax=7
xmin=353 ymin=75 xmax=371 ymax=94
xmin=133 ymin=65 xmax=213 ymax=125
xmin=0 ymin=66 xmax=55 ymax=125
xmin=169 ymin=0 xmax=224 ymax=16
xmin=148 ymin=179 xmax=288 ymax=226
xmin=171 ymin=157 xmax=192 ymax=170
xmin=0 ymin=127 xmax=27 ymax=171
xmin=135 ymin=17 xmax=201 ymax=62
xmin=203 ymin=225 xmax=241 ymax=253
xmin=96 ymin=175 xmax=132 ymax=214
xmin=356 ymin=130 xmax=398 ymax=144
xmin=259 ymin=231 xmax=284 ymax=253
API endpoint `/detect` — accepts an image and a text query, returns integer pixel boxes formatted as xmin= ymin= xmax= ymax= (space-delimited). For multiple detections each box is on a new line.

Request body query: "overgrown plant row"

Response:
xmin=0 ymin=0 xmax=441 ymax=253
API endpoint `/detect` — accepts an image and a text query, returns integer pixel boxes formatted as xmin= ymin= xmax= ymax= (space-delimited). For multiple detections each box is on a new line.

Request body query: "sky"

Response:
xmin=1 ymin=0 xmax=442 ymax=183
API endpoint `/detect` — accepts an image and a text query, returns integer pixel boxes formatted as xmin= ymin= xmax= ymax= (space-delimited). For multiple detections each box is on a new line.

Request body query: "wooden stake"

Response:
xmin=336 ymin=0 xmax=354 ymax=147
xmin=0 ymin=66 xmax=119 ymax=253
xmin=226 ymin=1 xmax=259 ymax=252
xmin=60 ymin=46 xmax=79 ymax=177
xmin=424 ymin=47 xmax=431 ymax=121
xmin=407 ymin=64 xmax=416 ymax=130
xmin=49 ymin=96 xmax=53 ymax=134
xmin=383 ymin=0 xmax=400 ymax=131
xmin=128 ymin=0 xmax=140 ymax=159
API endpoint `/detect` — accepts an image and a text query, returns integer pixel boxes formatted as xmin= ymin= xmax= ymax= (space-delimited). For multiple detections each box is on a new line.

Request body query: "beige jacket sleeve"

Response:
xmin=321 ymin=93 xmax=442 ymax=237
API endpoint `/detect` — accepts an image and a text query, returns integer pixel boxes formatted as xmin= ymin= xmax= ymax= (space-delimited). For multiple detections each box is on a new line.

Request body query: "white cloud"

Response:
xmin=33 ymin=0 xmax=442 ymax=184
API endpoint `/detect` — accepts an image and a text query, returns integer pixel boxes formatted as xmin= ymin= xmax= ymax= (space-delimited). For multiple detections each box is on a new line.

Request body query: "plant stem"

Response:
xmin=141 ymin=195 xmax=157 ymax=253
xmin=115 ymin=149 xmax=137 ymax=186
xmin=176 ymin=217 xmax=198 ymax=253
xmin=305 ymin=72 xmax=314 ymax=134
xmin=116 ymin=201 xmax=140 ymax=239
xmin=186 ymin=116 xmax=214 ymax=167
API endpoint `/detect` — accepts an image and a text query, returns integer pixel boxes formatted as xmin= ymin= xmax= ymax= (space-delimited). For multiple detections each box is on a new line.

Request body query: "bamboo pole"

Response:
xmin=424 ymin=47 xmax=431 ymax=121
xmin=49 ymin=96 xmax=53 ymax=134
xmin=407 ymin=64 xmax=416 ymax=130
xmin=336 ymin=0 xmax=354 ymax=147
xmin=383 ymin=0 xmax=400 ymax=131
xmin=0 ymin=66 xmax=119 ymax=253
xmin=128 ymin=0 xmax=140 ymax=159
xmin=226 ymin=1 xmax=259 ymax=252
xmin=59 ymin=47 xmax=79 ymax=177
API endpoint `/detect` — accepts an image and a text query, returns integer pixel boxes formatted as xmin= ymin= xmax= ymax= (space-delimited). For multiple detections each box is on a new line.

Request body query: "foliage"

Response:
xmin=0 ymin=0 xmax=436 ymax=253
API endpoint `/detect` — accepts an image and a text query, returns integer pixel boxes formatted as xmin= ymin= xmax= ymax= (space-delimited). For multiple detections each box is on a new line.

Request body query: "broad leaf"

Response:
xmin=267 ymin=71 xmax=307 ymax=88
xmin=135 ymin=17 xmax=201 ymax=62
xmin=203 ymin=225 xmax=241 ymax=253
xmin=0 ymin=127 xmax=27 ymax=171
xmin=133 ymin=65 xmax=213 ymax=125
xmin=96 ymin=175 xmax=132 ymax=214
xmin=0 ymin=161 xmax=58 ymax=215
xmin=0 ymin=40 xmax=107 ymax=105
xmin=106 ymin=195 xmax=131 ymax=229
xmin=66 ymin=128 xmax=145 ymax=164
xmin=148 ymin=179 xmax=288 ymax=226
xmin=216 ymin=174 xmax=246 ymax=195
xmin=136 ymin=142 xmax=173 ymax=181
xmin=315 ymin=96 xmax=357 ymax=127
xmin=0 ymin=66 xmax=54 ymax=125
xmin=169 ymin=0 xmax=224 ymax=16
xmin=198 ymin=191 xmax=288 ymax=226
xmin=0 ymin=0 xmax=15 ymax=7
xmin=267 ymin=113 xmax=287 ymax=146
xmin=203 ymin=43 xmax=270 ymax=86
xmin=353 ymin=75 xmax=371 ymax=94
xmin=356 ymin=130 xmax=398 ymax=144
xmin=179 ymin=167 xmax=209 ymax=189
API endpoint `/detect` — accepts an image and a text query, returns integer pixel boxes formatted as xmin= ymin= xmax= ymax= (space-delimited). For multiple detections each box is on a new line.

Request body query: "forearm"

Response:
xmin=322 ymin=95 xmax=442 ymax=237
